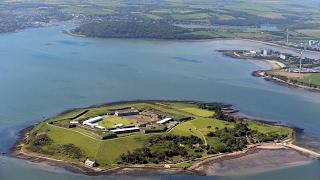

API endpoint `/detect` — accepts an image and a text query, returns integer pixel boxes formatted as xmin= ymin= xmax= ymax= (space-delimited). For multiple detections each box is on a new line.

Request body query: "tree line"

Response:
xmin=72 ymin=20 xmax=211 ymax=40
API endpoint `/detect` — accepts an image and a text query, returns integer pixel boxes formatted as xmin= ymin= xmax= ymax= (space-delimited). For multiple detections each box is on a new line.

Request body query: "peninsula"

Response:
xmin=12 ymin=100 xmax=320 ymax=175
xmin=220 ymin=49 xmax=320 ymax=91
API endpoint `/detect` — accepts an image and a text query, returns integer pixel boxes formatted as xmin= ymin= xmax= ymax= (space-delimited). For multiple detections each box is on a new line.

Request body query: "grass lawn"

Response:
xmin=44 ymin=123 xmax=150 ymax=167
xmin=170 ymin=117 xmax=234 ymax=144
xmin=99 ymin=116 xmax=138 ymax=128
xmin=268 ymin=70 xmax=320 ymax=86
xmin=298 ymin=73 xmax=320 ymax=86
xmin=45 ymin=124 xmax=101 ymax=158
xmin=171 ymin=13 xmax=210 ymax=20
xmin=94 ymin=135 xmax=150 ymax=166
xmin=297 ymin=29 xmax=320 ymax=37
xmin=180 ymin=107 xmax=214 ymax=117
xmin=246 ymin=121 xmax=293 ymax=138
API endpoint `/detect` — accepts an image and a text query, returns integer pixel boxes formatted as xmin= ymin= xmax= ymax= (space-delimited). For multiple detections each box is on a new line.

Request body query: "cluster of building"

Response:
xmin=290 ymin=40 xmax=320 ymax=52
xmin=246 ymin=49 xmax=320 ymax=64
xmin=244 ymin=49 xmax=291 ymax=60
xmin=73 ymin=109 xmax=175 ymax=135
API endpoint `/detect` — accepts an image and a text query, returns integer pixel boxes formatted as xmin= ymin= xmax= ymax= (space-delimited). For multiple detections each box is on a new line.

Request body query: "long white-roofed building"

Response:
xmin=115 ymin=110 xmax=139 ymax=116
xmin=111 ymin=127 xmax=140 ymax=134
xmin=156 ymin=117 xmax=173 ymax=124
xmin=83 ymin=116 xmax=103 ymax=128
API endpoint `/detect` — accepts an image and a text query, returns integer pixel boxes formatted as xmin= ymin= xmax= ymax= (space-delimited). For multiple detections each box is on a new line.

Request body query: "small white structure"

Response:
xmin=249 ymin=50 xmax=257 ymax=54
xmin=114 ymin=124 xmax=124 ymax=128
xmin=95 ymin=125 xmax=107 ymax=131
xmin=70 ymin=121 xmax=79 ymax=125
xmin=279 ymin=54 xmax=286 ymax=60
xmin=83 ymin=116 xmax=103 ymax=128
xmin=84 ymin=159 xmax=96 ymax=168
xmin=156 ymin=118 xmax=173 ymax=124
xmin=111 ymin=127 xmax=140 ymax=133
xmin=115 ymin=110 xmax=139 ymax=116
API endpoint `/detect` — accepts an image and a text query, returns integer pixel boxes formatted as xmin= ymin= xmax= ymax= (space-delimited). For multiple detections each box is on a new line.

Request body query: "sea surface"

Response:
xmin=0 ymin=25 xmax=320 ymax=180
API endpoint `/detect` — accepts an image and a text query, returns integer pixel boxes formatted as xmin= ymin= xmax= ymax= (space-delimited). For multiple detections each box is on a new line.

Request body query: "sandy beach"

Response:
xmin=265 ymin=60 xmax=286 ymax=69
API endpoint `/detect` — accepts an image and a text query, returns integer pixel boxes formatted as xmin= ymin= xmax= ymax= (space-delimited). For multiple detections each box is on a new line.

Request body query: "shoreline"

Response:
xmin=12 ymin=127 xmax=319 ymax=176
xmin=64 ymin=26 xmax=320 ymax=55
xmin=10 ymin=100 xmax=320 ymax=176
xmin=10 ymin=120 xmax=200 ymax=176
xmin=253 ymin=71 xmax=320 ymax=92
xmin=219 ymin=50 xmax=320 ymax=92
xmin=238 ymin=38 xmax=320 ymax=55
xmin=2 ymin=21 xmax=320 ymax=55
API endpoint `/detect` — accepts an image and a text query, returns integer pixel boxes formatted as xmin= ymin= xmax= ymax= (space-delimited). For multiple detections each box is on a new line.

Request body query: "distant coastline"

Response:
xmin=219 ymin=50 xmax=320 ymax=92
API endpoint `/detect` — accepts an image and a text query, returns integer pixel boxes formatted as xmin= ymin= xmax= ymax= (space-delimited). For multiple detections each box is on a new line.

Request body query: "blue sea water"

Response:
xmin=0 ymin=25 xmax=320 ymax=179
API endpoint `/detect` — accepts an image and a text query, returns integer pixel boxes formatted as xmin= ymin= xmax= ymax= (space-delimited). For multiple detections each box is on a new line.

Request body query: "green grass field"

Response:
xmin=268 ymin=70 xmax=320 ymax=87
xmin=180 ymin=107 xmax=214 ymax=117
xmin=297 ymin=29 xmax=320 ymax=37
xmin=246 ymin=121 xmax=292 ymax=139
xmin=298 ymin=73 xmax=320 ymax=86
xmin=170 ymin=117 xmax=234 ymax=145
xmin=44 ymin=123 xmax=149 ymax=167
xmin=99 ymin=116 xmax=137 ymax=128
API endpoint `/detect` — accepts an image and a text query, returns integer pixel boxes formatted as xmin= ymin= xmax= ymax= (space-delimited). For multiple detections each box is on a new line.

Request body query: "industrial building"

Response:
xmin=115 ymin=110 xmax=139 ymax=116
xmin=156 ymin=117 xmax=173 ymax=124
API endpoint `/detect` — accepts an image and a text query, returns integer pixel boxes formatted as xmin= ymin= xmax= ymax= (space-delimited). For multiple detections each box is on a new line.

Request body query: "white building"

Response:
xmin=95 ymin=125 xmax=107 ymax=131
xmin=70 ymin=121 xmax=79 ymax=125
xmin=279 ymin=54 xmax=286 ymax=60
xmin=115 ymin=110 xmax=139 ymax=116
xmin=84 ymin=159 xmax=96 ymax=168
xmin=83 ymin=116 xmax=103 ymax=128
xmin=114 ymin=124 xmax=124 ymax=128
xmin=262 ymin=49 xmax=268 ymax=57
xmin=249 ymin=50 xmax=257 ymax=54
xmin=111 ymin=127 xmax=140 ymax=134
xmin=156 ymin=118 xmax=173 ymax=124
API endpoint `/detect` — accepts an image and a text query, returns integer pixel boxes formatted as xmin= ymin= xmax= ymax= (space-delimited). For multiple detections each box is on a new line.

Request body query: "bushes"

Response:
xmin=254 ymin=132 xmax=287 ymax=142
xmin=30 ymin=133 xmax=53 ymax=146
xmin=119 ymin=134 xmax=203 ymax=164
xmin=60 ymin=144 xmax=84 ymax=159
xmin=211 ymin=107 xmax=235 ymax=122
xmin=100 ymin=132 xmax=117 ymax=140
xmin=198 ymin=103 xmax=235 ymax=122
xmin=198 ymin=103 xmax=224 ymax=111
xmin=206 ymin=123 xmax=250 ymax=153
xmin=149 ymin=134 xmax=203 ymax=145
xmin=27 ymin=132 xmax=84 ymax=160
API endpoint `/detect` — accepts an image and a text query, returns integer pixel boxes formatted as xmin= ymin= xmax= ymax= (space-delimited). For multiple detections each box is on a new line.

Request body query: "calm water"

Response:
xmin=1 ymin=25 xmax=320 ymax=180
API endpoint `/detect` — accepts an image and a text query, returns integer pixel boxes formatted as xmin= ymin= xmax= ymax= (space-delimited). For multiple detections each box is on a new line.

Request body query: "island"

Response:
xmin=12 ymin=100 xmax=320 ymax=175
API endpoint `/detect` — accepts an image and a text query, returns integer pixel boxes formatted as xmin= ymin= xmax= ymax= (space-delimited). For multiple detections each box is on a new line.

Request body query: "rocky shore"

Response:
xmin=12 ymin=127 xmax=318 ymax=176
xmin=252 ymin=70 xmax=320 ymax=92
